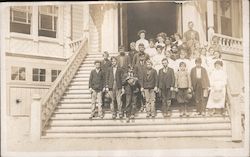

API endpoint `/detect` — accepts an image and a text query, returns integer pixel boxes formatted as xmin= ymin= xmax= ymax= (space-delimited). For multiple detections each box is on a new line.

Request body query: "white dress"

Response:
xmin=206 ymin=69 xmax=227 ymax=109
xmin=135 ymin=39 xmax=149 ymax=51
xmin=145 ymin=47 xmax=157 ymax=58
xmin=152 ymin=53 xmax=165 ymax=73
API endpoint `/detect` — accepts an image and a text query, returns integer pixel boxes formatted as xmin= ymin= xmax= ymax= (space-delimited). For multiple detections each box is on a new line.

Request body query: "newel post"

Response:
xmin=30 ymin=94 xmax=42 ymax=141
xmin=231 ymin=97 xmax=242 ymax=142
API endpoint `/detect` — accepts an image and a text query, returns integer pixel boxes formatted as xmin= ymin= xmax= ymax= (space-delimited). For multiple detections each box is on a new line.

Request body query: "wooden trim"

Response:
xmin=6 ymin=52 xmax=68 ymax=62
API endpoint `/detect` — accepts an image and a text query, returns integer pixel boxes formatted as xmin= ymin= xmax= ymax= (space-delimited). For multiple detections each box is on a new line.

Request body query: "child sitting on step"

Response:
xmin=89 ymin=60 xmax=104 ymax=119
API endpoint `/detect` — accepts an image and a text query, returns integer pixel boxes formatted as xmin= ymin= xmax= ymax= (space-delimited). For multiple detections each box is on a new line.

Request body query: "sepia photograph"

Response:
xmin=0 ymin=0 xmax=249 ymax=157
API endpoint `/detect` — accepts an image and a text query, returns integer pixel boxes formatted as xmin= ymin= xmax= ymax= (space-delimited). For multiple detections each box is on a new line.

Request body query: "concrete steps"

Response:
xmin=42 ymin=52 xmax=232 ymax=140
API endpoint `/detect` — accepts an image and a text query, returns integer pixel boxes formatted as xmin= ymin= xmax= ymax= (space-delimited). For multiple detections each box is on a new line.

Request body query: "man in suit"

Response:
xmin=116 ymin=45 xmax=131 ymax=72
xmin=158 ymin=58 xmax=175 ymax=117
xmin=106 ymin=57 xmax=125 ymax=119
xmin=190 ymin=58 xmax=210 ymax=116
xmin=183 ymin=21 xmax=200 ymax=42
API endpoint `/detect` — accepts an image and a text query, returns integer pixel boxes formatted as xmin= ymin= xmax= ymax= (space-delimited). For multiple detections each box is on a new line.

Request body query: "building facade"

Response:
xmin=3 ymin=0 xmax=243 ymax=118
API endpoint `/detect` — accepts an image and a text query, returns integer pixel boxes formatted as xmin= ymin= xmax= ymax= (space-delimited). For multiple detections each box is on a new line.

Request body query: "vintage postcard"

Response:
xmin=0 ymin=0 xmax=249 ymax=157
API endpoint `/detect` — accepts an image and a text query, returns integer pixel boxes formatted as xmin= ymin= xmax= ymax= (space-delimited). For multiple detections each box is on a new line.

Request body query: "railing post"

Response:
xmin=30 ymin=94 xmax=41 ymax=141
xmin=231 ymin=96 xmax=242 ymax=142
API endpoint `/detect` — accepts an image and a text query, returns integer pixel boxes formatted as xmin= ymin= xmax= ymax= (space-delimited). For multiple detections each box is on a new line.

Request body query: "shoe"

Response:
xmin=152 ymin=115 xmax=155 ymax=119
xmin=163 ymin=113 xmax=168 ymax=118
xmin=112 ymin=114 xmax=116 ymax=119
xmin=130 ymin=115 xmax=135 ymax=119
xmin=119 ymin=114 xmax=123 ymax=119
xmin=202 ymin=112 xmax=206 ymax=116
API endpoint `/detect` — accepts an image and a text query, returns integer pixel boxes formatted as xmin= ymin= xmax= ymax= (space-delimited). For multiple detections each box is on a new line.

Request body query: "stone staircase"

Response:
xmin=42 ymin=53 xmax=232 ymax=140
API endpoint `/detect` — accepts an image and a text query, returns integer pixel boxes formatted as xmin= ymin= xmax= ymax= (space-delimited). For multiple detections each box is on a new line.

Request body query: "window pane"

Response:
xmin=33 ymin=75 xmax=39 ymax=81
xmin=51 ymin=76 xmax=57 ymax=82
xmin=40 ymin=75 xmax=46 ymax=82
xmin=38 ymin=30 xmax=56 ymax=38
xmin=19 ymin=67 xmax=26 ymax=80
xmin=40 ymin=69 xmax=46 ymax=75
xmin=51 ymin=70 xmax=57 ymax=75
xmin=11 ymin=66 xmax=19 ymax=80
xmin=40 ymin=14 xmax=53 ymax=30
xmin=33 ymin=68 xmax=39 ymax=75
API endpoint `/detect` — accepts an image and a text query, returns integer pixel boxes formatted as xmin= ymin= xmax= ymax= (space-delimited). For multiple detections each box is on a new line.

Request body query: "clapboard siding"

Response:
xmin=72 ymin=5 xmax=84 ymax=40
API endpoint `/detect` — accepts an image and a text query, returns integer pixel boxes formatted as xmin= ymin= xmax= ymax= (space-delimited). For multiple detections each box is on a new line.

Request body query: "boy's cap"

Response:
xmin=137 ymin=30 xmax=146 ymax=36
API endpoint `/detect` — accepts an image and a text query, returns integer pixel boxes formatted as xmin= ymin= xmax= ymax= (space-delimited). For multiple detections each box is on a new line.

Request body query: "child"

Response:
xmin=190 ymin=58 xmax=210 ymax=116
xmin=135 ymin=30 xmax=149 ymax=51
xmin=122 ymin=66 xmax=140 ymax=122
xmin=155 ymin=32 xmax=167 ymax=48
xmin=206 ymin=60 xmax=227 ymax=116
xmin=106 ymin=57 xmax=125 ymax=119
xmin=158 ymin=58 xmax=175 ymax=117
xmin=175 ymin=62 xmax=192 ymax=117
xmin=175 ymin=48 xmax=191 ymax=72
xmin=173 ymin=33 xmax=183 ymax=47
xmin=128 ymin=42 xmax=138 ymax=65
xmin=152 ymin=45 xmax=165 ymax=73
xmin=145 ymin=39 xmax=157 ymax=58
xmin=165 ymin=37 xmax=172 ymax=52
xmin=89 ymin=60 xmax=104 ymax=119
xmin=101 ymin=51 xmax=112 ymax=86
xmin=141 ymin=60 xmax=158 ymax=118
xmin=170 ymin=44 xmax=179 ymax=61
xmin=164 ymin=50 xmax=177 ymax=72
xmin=200 ymin=47 xmax=209 ymax=70
xmin=116 ymin=45 xmax=131 ymax=72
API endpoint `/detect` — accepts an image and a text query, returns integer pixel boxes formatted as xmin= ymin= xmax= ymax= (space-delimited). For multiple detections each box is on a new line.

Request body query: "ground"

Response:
xmin=4 ymin=116 xmax=244 ymax=153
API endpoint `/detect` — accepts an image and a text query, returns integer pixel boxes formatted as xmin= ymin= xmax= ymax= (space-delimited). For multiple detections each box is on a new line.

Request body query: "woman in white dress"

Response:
xmin=135 ymin=30 xmax=149 ymax=51
xmin=206 ymin=60 xmax=227 ymax=115
xmin=155 ymin=32 xmax=167 ymax=48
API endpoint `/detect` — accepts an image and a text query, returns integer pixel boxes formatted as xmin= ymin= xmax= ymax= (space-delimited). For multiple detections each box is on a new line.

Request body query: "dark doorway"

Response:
xmin=119 ymin=2 xmax=178 ymax=50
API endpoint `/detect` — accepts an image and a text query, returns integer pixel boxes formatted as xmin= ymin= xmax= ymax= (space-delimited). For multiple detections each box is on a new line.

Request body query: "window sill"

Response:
xmin=8 ymin=32 xmax=60 ymax=44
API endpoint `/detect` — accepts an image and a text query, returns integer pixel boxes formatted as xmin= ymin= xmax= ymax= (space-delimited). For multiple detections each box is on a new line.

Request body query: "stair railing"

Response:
xmin=40 ymin=37 xmax=88 ymax=132
xmin=69 ymin=37 xmax=86 ymax=52
xmin=225 ymin=83 xmax=242 ymax=142
xmin=213 ymin=33 xmax=243 ymax=53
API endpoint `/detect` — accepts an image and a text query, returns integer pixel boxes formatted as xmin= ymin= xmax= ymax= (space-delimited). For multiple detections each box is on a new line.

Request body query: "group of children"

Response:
xmin=89 ymin=21 xmax=228 ymax=122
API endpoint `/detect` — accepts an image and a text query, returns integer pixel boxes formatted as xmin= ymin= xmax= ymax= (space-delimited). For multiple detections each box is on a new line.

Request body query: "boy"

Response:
xmin=158 ymin=58 xmax=175 ymax=117
xmin=132 ymin=43 xmax=150 ymax=67
xmin=175 ymin=62 xmax=192 ymax=117
xmin=122 ymin=66 xmax=140 ymax=122
xmin=190 ymin=58 xmax=210 ymax=116
xmin=116 ymin=45 xmax=131 ymax=72
xmin=106 ymin=57 xmax=125 ymax=119
xmin=175 ymin=48 xmax=191 ymax=72
xmin=128 ymin=42 xmax=138 ymax=65
xmin=89 ymin=60 xmax=104 ymax=119
xmin=141 ymin=60 xmax=158 ymax=118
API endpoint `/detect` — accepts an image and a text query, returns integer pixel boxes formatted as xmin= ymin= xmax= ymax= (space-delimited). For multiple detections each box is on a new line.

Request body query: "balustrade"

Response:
xmin=40 ymin=38 xmax=88 ymax=132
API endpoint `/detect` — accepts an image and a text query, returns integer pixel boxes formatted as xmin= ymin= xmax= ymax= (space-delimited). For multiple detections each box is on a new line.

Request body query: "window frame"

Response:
xmin=32 ymin=68 xmax=46 ymax=82
xmin=11 ymin=66 xmax=26 ymax=81
xmin=51 ymin=69 xmax=61 ymax=82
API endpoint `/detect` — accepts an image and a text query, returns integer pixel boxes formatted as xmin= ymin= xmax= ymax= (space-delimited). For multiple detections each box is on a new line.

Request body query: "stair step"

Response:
xmin=60 ymin=98 xmax=91 ymax=103
xmin=57 ymin=103 xmax=90 ymax=108
xmin=70 ymin=82 xmax=88 ymax=85
xmin=49 ymin=117 xmax=230 ymax=126
xmin=51 ymin=112 xmax=229 ymax=120
xmin=71 ymin=78 xmax=89 ymax=82
xmin=54 ymin=108 xmax=91 ymax=114
xmin=71 ymin=74 xmax=89 ymax=78
xmin=67 ymin=86 xmax=89 ymax=90
xmin=43 ymin=130 xmax=231 ymax=138
xmin=64 ymin=91 xmax=90 ymax=94
xmin=62 ymin=95 xmax=91 ymax=99
xmin=75 ymin=71 xmax=91 ymax=75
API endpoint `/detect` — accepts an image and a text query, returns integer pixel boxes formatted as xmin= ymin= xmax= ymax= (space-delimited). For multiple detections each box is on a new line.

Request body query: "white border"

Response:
xmin=1 ymin=1 xmax=249 ymax=157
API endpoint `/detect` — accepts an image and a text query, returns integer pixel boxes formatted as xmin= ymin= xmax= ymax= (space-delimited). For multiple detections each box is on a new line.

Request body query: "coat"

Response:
xmin=132 ymin=52 xmax=150 ymax=68
xmin=134 ymin=63 xmax=147 ymax=86
xmin=101 ymin=59 xmax=112 ymax=83
xmin=122 ymin=72 xmax=140 ymax=95
xmin=190 ymin=66 xmax=210 ymax=89
xmin=142 ymin=68 xmax=158 ymax=89
xmin=158 ymin=67 xmax=175 ymax=89
xmin=106 ymin=66 xmax=124 ymax=89
xmin=116 ymin=54 xmax=131 ymax=71
xmin=89 ymin=69 xmax=104 ymax=91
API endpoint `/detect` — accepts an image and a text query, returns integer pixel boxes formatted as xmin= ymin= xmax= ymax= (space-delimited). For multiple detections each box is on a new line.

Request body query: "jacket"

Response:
xmin=142 ymin=68 xmax=158 ymax=89
xmin=89 ymin=69 xmax=104 ymax=91
xmin=106 ymin=66 xmax=124 ymax=89
xmin=158 ymin=67 xmax=175 ymax=89
xmin=190 ymin=66 xmax=210 ymax=89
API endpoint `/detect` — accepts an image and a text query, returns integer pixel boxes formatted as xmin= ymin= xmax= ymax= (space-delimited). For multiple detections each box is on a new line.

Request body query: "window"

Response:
xmin=51 ymin=69 xmax=61 ymax=82
xmin=38 ymin=6 xmax=58 ymax=38
xmin=10 ymin=6 xmax=32 ymax=34
xmin=11 ymin=66 xmax=26 ymax=81
xmin=32 ymin=68 xmax=46 ymax=82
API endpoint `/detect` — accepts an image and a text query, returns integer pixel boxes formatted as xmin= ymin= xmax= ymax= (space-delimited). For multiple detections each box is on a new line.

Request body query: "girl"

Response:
xmin=206 ymin=60 xmax=227 ymax=116
xmin=155 ymin=32 xmax=167 ymax=48
xmin=145 ymin=38 xmax=157 ymax=58
xmin=173 ymin=33 xmax=183 ymax=47
xmin=135 ymin=30 xmax=149 ymax=51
